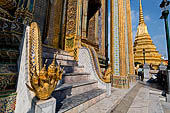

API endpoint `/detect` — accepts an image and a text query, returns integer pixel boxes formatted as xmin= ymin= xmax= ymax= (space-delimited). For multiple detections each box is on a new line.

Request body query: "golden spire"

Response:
xmin=139 ymin=0 xmax=145 ymax=25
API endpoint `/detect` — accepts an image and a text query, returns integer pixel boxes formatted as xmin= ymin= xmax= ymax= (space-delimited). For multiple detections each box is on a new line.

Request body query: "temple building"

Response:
xmin=133 ymin=0 xmax=162 ymax=69
xmin=110 ymin=0 xmax=135 ymax=88
xmin=0 ymin=0 xmax=135 ymax=112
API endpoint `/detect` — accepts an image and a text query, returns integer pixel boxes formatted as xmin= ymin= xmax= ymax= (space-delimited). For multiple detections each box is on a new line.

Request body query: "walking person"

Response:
xmin=138 ymin=65 xmax=144 ymax=81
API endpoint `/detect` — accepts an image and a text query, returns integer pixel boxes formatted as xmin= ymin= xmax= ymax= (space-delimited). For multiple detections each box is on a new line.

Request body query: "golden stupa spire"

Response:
xmin=133 ymin=0 xmax=162 ymax=69
xmin=139 ymin=0 xmax=145 ymax=25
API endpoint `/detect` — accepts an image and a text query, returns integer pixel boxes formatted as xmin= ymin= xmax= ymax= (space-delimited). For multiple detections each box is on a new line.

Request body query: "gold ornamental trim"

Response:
xmin=27 ymin=22 xmax=63 ymax=100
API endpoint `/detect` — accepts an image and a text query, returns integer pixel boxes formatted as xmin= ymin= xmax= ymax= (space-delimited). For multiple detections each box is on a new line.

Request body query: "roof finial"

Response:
xmin=139 ymin=0 xmax=145 ymax=25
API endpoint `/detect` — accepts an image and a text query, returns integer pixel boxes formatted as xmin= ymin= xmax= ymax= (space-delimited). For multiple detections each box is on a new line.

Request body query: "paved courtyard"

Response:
xmin=82 ymin=81 xmax=170 ymax=113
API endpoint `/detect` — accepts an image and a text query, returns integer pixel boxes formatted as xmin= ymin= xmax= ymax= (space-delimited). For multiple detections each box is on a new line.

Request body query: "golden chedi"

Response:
xmin=27 ymin=55 xmax=64 ymax=100
xmin=133 ymin=0 xmax=162 ymax=69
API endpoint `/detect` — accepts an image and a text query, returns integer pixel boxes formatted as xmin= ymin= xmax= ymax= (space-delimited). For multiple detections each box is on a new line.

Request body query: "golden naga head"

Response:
xmin=103 ymin=64 xmax=113 ymax=83
xmin=26 ymin=54 xmax=64 ymax=100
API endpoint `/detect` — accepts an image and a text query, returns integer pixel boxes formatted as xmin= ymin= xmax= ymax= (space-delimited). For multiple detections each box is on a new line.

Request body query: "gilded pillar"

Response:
xmin=119 ymin=0 xmax=126 ymax=76
xmin=95 ymin=11 xmax=99 ymax=46
xmin=110 ymin=0 xmax=120 ymax=76
xmin=64 ymin=0 xmax=83 ymax=60
xmin=82 ymin=0 xmax=88 ymax=39
xmin=110 ymin=0 xmax=135 ymax=88
xmin=101 ymin=0 xmax=106 ymax=56
xmin=110 ymin=0 xmax=114 ymax=73
xmin=47 ymin=0 xmax=64 ymax=48
xmin=126 ymin=0 xmax=135 ymax=75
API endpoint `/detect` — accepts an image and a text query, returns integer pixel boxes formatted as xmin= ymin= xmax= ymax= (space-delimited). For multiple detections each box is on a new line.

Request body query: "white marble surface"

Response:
xmin=15 ymin=26 xmax=35 ymax=113
xmin=127 ymin=87 xmax=149 ymax=113
xmin=82 ymin=83 xmax=137 ymax=113
xmin=35 ymin=97 xmax=56 ymax=113
xmin=78 ymin=47 xmax=111 ymax=95
xmin=127 ymin=86 xmax=164 ymax=113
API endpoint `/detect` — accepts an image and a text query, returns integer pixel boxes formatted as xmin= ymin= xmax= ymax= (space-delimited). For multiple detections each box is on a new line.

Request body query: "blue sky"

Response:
xmin=108 ymin=0 xmax=168 ymax=58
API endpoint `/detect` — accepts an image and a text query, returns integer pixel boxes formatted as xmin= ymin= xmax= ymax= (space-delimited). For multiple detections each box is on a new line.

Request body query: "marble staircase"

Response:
xmin=42 ymin=46 xmax=107 ymax=113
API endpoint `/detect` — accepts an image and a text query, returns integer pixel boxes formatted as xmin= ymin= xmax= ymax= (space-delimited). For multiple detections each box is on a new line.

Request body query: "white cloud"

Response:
xmin=144 ymin=15 xmax=150 ymax=21
xmin=131 ymin=10 xmax=139 ymax=24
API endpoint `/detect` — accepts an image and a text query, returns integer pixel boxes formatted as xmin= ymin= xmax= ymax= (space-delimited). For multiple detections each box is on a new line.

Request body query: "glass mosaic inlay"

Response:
xmin=113 ymin=0 xmax=120 ymax=75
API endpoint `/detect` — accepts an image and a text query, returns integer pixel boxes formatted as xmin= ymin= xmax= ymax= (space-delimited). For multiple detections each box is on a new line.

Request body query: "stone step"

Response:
xmin=42 ymin=46 xmax=71 ymax=56
xmin=56 ymin=59 xmax=78 ymax=66
xmin=62 ymin=66 xmax=84 ymax=73
xmin=42 ymin=58 xmax=78 ymax=67
xmin=63 ymin=72 xmax=91 ymax=84
xmin=55 ymin=88 xmax=106 ymax=113
xmin=52 ymin=80 xmax=98 ymax=102
xmin=43 ymin=52 xmax=74 ymax=61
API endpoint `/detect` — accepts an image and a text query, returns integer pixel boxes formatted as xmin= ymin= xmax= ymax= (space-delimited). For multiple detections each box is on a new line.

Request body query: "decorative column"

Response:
xmin=82 ymin=0 xmax=89 ymax=39
xmin=110 ymin=0 xmax=115 ymax=73
xmin=119 ymin=0 xmax=126 ymax=77
xmin=110 ymin=0 xmax=133 ymax=88
xmin=64 ymin=0 xmax=83 ymax=60
xmin=95 ymin=11 xmax=99 ymax=46
xmin=126 ymin=0 xmax=135 ymax=75
xmin=47 ymin=0 xmax=64 ymax=49
xmin=101 ymin=0 xmax=106 ymax=56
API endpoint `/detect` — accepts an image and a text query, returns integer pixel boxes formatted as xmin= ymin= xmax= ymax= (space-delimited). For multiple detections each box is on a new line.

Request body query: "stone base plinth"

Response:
xmin=33 ymin=97 xmax=56 ymax=113
xmin=112 ymin=76 xmax=129 ymax=89
xmin=167 ymin=94 xmax=170 ymax=103
xmin=144 ymin=64 xmax=150 ymax=79
xmin=129 ymin=75 xmax=138 ymax=83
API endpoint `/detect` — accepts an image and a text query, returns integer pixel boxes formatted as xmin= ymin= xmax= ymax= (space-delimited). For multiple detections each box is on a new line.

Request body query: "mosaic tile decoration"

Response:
xmin=0 ymin=93 xmax=17 ymax=113
xmin=113 ymin=0 xmax=120 ymax=76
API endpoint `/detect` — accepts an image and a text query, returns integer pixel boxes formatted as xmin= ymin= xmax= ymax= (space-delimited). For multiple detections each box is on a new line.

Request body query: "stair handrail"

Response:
xmin=82 ymin=44 xmax=112 ymax=83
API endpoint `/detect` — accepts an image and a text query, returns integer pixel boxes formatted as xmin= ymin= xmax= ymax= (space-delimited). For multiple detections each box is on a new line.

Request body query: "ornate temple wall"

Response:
xmin=33 ymin=0 xmax=49 ymax=39
xmin=87 ymin=14 xmax=99 ymax=49
xmin=47 ymin=0 xmax=65 ymax=48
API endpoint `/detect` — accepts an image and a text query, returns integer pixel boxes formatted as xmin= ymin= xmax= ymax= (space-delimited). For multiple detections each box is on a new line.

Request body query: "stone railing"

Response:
xmin=88 ymin=46 xmax=111 ymax=83
xmin=78 ymin=47 xmax=111 ymax=95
